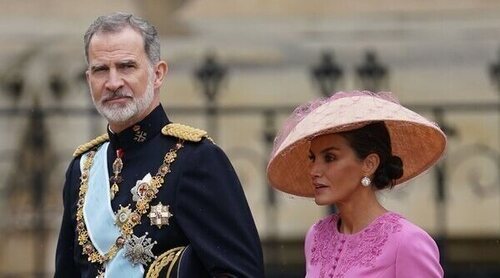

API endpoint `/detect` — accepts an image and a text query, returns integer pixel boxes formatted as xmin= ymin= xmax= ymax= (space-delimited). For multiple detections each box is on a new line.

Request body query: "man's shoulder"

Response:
xmin=161 ymin=123 xmax=214 ymax=144
xmin=72 ymin=133 xmax=109 ymax=157
xmin=71 ymin=123 xmax=214 ymax=157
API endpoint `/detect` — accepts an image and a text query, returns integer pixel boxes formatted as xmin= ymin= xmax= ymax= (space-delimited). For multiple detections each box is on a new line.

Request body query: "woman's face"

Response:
xmin=309 ymin=133 xmax=366 ymax=206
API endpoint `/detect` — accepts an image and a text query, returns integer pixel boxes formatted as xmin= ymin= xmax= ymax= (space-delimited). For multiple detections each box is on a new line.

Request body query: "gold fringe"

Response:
xmin=162 ymin=123 xmax=212 ymax=143
xmin=72 ymin=134 xmax=109 ymax=157
xmin=146 ymin=246 xmax=186 ymax=278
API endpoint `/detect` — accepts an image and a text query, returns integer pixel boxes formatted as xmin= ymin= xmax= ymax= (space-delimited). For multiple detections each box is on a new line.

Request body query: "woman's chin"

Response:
xmin=314 ymin=196 xmax=332 ymax=206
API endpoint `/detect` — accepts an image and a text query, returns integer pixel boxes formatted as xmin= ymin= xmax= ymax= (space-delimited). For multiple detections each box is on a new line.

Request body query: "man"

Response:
xmin=55 ymin=12 xmax=264 ymax=277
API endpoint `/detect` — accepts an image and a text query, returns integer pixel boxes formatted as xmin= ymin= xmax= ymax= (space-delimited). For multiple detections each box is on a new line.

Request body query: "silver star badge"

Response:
xmin=148 ymin=202 xmax=173 ymax=229
xmin=123 ymin=232 xmax=157 ymax=266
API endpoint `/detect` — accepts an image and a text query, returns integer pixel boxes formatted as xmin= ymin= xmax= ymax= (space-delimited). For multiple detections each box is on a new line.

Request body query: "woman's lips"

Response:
xmin=313 ymin=182 xmax=329 ymax=190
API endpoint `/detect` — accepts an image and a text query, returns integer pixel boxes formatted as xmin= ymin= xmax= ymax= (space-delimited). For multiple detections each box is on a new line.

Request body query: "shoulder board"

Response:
xmin=161 ymin=123 xmax=213 ymax=143
xmin=73 ymin=134 xmax=109 ymax=157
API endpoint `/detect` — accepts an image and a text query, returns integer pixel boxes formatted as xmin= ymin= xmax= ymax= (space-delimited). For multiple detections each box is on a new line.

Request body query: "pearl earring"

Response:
xmin=361 ymin=176 xmax=371 ymax=187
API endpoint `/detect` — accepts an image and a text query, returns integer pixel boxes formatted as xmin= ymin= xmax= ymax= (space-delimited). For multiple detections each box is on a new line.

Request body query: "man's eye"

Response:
xmin=121 ymin=64 xmax=135 ymax=69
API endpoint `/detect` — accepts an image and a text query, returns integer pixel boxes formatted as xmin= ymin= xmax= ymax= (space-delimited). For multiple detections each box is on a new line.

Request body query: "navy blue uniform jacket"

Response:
xmin=55 ymin=105 xmax=264 ymax=277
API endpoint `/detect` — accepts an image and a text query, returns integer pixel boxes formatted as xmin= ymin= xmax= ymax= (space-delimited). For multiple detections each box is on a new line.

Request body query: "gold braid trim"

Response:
xmin=146 ymin=246 xmax=186 ymax=278
xmin=162 ymin=123 xmax=214 ymax=143
xmin=76 ymin=140 xmax=185 ymax=266
xmin=73 ymin=134 xmax=109 ymax=157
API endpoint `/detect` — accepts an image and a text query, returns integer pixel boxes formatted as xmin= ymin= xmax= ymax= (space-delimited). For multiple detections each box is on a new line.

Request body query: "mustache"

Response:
xmin=101 ymin=89 xmax=133 ymax=102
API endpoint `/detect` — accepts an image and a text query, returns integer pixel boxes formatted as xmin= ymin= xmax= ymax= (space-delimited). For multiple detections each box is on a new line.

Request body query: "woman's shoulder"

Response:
xmin=396 ymin=215 xmax=435 ymax=239
xmin=388 ymin=214 xmax=443 ymax=276
xmin=306 ymin=214 xmax=338 ymax=239
xmin=386 ymin=213 xmax=439 ymax=249
xmin=310 ymin=213 xmax=338 ymax=230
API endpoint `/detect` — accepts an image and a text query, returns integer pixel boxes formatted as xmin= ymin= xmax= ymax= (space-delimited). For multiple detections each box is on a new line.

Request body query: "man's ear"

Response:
xmin=362 ymin=153 xmax=380 ymax=176
xmin=85 ymin=69 xmax=90 ymax=84
xmin=153 ymin=61 xmax=168 ymax=89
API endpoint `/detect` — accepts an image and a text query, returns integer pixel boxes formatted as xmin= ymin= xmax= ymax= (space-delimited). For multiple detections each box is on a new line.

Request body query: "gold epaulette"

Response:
xmin=72 ymin=134 xmax=109 ymax=157
xmin=146 ymin=246 xmax=186 ymax=278
xmin=161 ymin=123 xmax=214 ymax=143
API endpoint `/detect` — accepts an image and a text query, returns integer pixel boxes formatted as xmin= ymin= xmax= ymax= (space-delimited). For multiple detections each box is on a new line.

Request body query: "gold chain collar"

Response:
xmin=76 ymin=140 xmax=184 ymax=265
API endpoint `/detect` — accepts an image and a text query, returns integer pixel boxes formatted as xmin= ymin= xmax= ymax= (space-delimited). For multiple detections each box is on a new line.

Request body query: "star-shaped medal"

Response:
xmin=148 ymin=202 xmax=173 ymax=229
xmin=123 ymin=232 xmax=157 ymax=266
xmin=131 ymin=173 xmax=152 ymax=201
xmin=115 ymin=205 xmax=132 ymax=228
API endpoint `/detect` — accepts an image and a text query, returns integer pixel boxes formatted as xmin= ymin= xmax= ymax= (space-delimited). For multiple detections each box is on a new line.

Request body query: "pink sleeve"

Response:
xmin=304 ymin=224 xmax=316 ymax=272
xmin=395 ymin=227 xmax=444 ymax=278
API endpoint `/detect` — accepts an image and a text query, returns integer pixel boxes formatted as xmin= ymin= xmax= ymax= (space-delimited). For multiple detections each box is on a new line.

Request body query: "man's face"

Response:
xmin=86 ymin=27 xmax=165 ymax=132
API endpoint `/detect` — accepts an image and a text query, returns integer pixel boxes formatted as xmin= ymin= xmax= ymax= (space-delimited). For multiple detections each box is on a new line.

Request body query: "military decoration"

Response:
xmin=124 ymin=233 xmax=157 ymax=266
xmin=110 ymin=148 xmax=124 ymax=200
xmin=115 ymin=205 xmax=132 ymax=228
xmin=75 ymin=139 xmax=184 ymax=271
xmin=131 ymin=173 xmax=152 ymax=202
xmin=148 ymin=202 xmax=173 ymax=229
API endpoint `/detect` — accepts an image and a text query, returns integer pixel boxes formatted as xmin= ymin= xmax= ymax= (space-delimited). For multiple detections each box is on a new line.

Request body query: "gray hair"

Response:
xmin=84 ymin=12 xmax=160 ymax=65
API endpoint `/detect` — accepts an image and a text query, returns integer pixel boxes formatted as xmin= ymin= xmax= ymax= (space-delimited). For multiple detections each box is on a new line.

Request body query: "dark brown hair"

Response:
xmin=340 ymin=122 xmax=403 ymax=189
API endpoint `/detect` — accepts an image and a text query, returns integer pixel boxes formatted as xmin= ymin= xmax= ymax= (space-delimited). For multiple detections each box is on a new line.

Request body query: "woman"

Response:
xmin=267 ymin=91 xmax=446 ymax=277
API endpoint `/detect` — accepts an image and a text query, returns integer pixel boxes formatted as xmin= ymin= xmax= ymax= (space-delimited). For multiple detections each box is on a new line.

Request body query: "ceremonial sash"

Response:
xmin=80 ymin=143 xmax=144 ymax=277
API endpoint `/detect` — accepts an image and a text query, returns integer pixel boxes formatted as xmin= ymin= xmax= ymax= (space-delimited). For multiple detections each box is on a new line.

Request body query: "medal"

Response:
xmin=115 ymin=205 xmax=132 ymax=228
xmin=123 ymin=233 xmax=157 ymax=266
xmin=148 ymin=202 xmax=173 ymax=228
xmin=131 ymin=173 xmax=152 ymax=201
xmin=110 ymin=149 xmax=124 ymax=200
xmin=76 ymin=139 xmax=184 ymax=268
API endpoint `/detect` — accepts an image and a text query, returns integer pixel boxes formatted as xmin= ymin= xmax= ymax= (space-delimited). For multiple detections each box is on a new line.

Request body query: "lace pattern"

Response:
xmin=310 ymin=212 xmax=403 ymax=278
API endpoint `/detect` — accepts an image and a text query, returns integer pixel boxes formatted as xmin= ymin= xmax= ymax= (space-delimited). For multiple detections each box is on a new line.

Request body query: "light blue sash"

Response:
xmin=81 ymin=142 xmax=144 ymax=277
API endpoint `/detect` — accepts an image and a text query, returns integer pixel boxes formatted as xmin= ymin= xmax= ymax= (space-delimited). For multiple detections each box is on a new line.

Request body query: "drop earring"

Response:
xmin=361 ymin=176 xmax=371 ymax=187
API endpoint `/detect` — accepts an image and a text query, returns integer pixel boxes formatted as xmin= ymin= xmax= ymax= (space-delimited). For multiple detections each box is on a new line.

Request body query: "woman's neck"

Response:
xmin=336 ymin=189 xmax=387 ymax=234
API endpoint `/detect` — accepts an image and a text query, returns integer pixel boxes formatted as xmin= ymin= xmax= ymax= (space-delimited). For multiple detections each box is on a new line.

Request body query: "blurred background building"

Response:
xmin=0 ymin=0 xmax=499 ymax=277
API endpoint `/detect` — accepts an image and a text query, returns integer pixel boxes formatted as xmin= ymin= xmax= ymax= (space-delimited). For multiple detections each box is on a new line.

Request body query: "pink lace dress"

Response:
xmin=305 ymin=212 xmax=443 ymax=278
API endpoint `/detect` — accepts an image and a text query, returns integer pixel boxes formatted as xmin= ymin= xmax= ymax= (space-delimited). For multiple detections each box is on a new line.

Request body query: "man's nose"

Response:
xmin=105 ymin=69 xmax=124 ymax=92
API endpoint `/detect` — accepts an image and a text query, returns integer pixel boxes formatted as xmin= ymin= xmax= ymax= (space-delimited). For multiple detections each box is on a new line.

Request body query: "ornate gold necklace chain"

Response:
xmin=76 ymin=140 xmax=184 ymax=264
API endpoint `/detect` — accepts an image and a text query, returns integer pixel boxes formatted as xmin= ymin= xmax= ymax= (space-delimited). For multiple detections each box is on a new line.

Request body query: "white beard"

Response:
xmin=92 ymin=72 xmax=155 ymax=124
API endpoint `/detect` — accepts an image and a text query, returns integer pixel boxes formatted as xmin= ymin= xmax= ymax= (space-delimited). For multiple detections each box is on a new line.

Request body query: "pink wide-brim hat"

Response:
xmin=267 ymin=91 xmax=447 ymax=197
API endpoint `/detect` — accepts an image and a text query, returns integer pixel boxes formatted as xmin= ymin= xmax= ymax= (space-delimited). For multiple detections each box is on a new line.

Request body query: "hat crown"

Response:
xmin=267 ymin=90 xmax=447 ymax=197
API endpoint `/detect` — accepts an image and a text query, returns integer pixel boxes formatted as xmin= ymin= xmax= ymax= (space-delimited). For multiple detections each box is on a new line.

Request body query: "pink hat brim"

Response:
xmin=267 ymin=94 xmax=447 ymax=197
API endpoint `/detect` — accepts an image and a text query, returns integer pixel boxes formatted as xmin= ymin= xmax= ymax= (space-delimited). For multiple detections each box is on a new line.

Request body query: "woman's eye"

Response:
xmin=325 ymin=154 xmax=336 ymax=162
xmin=308 ymin=154 xmax=315 ymax=162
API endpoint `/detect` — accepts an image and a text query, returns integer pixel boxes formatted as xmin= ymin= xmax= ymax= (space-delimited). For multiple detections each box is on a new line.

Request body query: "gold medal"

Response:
xmin=115 ymin=205 xmax=132 ymax=228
